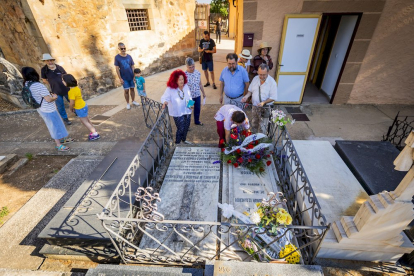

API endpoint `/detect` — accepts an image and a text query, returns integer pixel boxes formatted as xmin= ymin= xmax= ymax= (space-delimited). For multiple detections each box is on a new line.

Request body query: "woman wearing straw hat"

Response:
xmin=250 ymin=42 xmax=274 ymax=78
xmin=238 ymin=49 xmax=252 ymax=73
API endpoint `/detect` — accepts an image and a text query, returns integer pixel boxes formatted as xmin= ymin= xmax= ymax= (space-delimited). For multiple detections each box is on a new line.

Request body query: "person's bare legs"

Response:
xmin=124 ymin=89 xmax=130 ymax=103
xmin=79 ymin=117 xmax=97 ymax=133
xmin=54 ymin=139 xmax=62 ymax=147
xmin=203 ymin=70 xmax=210 ymax=84
xmin=210 ymin=71 xmax=215 ymax=85
xmin=129 ymin=88 xmax=135 ymax=102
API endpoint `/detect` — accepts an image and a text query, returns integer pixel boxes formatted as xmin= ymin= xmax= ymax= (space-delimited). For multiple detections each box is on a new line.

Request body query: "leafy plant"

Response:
xmin=25 ymin=153 xmax=33 ymax=161
xmin=210 ymin=0 xmax=229 ymax=18
xmin=0 ymin=206 xmax=10 ymax=224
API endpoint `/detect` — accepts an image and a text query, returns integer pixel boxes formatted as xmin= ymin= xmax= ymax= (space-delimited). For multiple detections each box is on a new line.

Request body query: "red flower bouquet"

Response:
xmin=220 ymin=126 xmax=273 ymax=175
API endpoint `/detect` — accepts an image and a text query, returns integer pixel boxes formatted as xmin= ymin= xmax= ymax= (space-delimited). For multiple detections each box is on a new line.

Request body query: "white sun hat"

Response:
xmin=41 ymin=53 xmax=55 ymax=61
xmin=240 ymin=49 xmax=252 ymax=59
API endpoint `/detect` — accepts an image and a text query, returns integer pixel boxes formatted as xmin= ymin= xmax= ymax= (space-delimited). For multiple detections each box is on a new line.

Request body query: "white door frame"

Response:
xmin=275 ymin=14 xmax=322 ymax=104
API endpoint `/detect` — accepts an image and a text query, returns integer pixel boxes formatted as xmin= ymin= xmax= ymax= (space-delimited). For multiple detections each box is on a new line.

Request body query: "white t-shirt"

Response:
xmin=161 ymin=84 xmax=193 ymax=117
xmin=214 ymin=104 xmax=250 ymax=130
xmin=28 ymin=82 xmax=56 ymax=113
xmin=248 ymin=75 xmax=278 ymax=106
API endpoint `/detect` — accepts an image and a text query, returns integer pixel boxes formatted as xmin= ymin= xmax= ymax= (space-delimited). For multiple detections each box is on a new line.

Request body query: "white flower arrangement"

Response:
xmin=271 ymin=110 xmax=293 ymax=129
xmin=250 ymin=212 xmax=261 ymax=224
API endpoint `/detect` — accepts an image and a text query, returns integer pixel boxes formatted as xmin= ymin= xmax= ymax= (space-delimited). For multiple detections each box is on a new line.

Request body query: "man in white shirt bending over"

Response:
xmin=241 ymin=64 xmax=277 ymax=133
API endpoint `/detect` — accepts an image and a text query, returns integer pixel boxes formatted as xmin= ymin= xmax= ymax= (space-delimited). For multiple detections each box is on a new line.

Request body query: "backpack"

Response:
xmin=21 ymin=81 xmax=43 ymax=109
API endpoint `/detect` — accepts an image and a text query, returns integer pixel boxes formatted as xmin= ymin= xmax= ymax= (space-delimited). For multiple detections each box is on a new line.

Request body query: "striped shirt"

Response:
xmin=28 ymin=82 xmax=56 ymax=113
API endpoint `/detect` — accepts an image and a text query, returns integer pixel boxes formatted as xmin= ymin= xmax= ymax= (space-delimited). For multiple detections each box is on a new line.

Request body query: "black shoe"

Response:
xmin=213 ymin=84 xmax=217 ymax=89
xmin=64 ymin=118 xmax=72 ymax=125
xmin=204 ymin=82 xmax=210 ymax=87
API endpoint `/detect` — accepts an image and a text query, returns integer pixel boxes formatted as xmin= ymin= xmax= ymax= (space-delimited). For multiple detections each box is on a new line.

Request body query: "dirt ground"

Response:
xmin=0 ymin=155 xmax=73 ymax=226
xmin=0 ymin=97 xmax=20 ymax=112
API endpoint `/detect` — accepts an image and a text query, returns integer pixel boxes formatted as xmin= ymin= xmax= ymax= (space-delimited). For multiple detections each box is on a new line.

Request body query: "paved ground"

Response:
xmin=0 ymin=38 xmax=413 ymax=275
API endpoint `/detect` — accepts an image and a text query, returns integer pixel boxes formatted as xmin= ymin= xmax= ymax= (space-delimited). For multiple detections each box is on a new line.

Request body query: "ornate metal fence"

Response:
xmin=97 ymin=99 xmax=329 ymax=266
xmin=141 ymin=96 xmax=164 ymax=129
xmin=382 ymin=112 xmax=414 ymax=150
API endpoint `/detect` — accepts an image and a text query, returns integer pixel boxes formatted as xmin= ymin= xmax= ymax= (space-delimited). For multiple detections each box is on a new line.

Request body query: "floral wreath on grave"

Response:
xmin=218 ymin=192 xmax=301 ymax=264
xmin=219 ymin=125 xmax=273 ymax=176
xmin=271 ymin=109 xmax=295 ymax=129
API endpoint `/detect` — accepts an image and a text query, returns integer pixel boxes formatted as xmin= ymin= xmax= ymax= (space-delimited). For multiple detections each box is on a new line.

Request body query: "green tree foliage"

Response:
xmin=210 ymin=0 xmax=229 ymax=18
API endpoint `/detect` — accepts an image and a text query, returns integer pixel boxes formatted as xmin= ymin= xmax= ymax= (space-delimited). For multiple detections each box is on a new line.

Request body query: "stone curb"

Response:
xmin=0 ymin=109 xmax=36 ymax=117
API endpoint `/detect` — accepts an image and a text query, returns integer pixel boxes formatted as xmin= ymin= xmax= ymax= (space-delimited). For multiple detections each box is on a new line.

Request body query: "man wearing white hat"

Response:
xmin=41 ymin=53 xmax=71 ymax=125
xmin=238 ymin=49 xmax=252 ymax=73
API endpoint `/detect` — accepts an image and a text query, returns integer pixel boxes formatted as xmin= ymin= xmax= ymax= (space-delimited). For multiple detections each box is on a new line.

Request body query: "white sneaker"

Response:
xmin=183 ymin=141 xmax=194 ymax=145
xmin=126 ymin=103 xmax=131 ymax=110
xmin=132 ymin=101 xmax=140 ymax=106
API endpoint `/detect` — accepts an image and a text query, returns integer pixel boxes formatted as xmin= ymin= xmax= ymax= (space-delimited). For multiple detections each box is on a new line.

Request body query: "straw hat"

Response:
xmin=240 ymin=49 xmax=252 ymax=59
xmin=41 ymin=53 xmax=55 ymax=61
xmin=257 ymin=42 xmax=272 ymax=53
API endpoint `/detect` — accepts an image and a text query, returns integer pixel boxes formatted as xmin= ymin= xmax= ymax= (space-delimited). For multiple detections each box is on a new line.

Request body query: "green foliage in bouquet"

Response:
xmin=271 ymin=109 xmax=294 ymax=129
xmin=219 ymin=126 xmax=273 ymax=176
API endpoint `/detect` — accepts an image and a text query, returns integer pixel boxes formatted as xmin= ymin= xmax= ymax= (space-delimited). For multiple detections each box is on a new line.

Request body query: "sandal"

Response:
xmin=60 ymin=138 xmax=74 ymax=144
xmin=56 ymin=145 xmax=70 ymax=152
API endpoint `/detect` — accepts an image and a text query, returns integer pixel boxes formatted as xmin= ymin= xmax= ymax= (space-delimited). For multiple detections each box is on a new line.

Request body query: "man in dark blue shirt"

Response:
xmin=114 ymin=42 xmax=140 ymax=110
xmin=41 ymin=53 xmax=71 ymax=125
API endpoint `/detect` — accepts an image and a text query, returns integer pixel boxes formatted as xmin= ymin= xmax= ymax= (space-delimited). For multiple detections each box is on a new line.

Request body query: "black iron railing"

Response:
xmin=98 ymin=99 xmax=329 ymax=266
xmin=383 ymin=112 xmax=414 ymax=150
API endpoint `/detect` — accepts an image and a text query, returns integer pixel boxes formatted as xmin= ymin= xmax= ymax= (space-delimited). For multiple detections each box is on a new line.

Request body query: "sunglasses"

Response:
xmin=119 ymin=48 xmax=126 ymax=50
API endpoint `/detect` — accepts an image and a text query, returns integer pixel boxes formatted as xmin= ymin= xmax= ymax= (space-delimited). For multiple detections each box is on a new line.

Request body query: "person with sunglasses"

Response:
xmin=114 ymin=42 xmax=140 ymax=110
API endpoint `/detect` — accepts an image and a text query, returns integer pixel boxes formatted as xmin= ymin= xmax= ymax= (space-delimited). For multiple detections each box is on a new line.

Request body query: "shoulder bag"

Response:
xmin=259 ymin=85 xmax=272 ymax=118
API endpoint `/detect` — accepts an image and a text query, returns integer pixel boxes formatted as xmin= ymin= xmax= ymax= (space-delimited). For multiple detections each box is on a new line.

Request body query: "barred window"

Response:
xmin=126 ymin=9 xmax=150 ymax=31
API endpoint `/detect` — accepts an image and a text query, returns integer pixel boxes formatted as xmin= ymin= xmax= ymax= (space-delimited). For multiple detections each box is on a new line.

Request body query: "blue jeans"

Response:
xmin=173 ymin=114 xmax=191 ymax=144
xmin=193 ymin=96 xmax=201 ymax=125
xmin=56 ymin=94 xmax=69 ymax=120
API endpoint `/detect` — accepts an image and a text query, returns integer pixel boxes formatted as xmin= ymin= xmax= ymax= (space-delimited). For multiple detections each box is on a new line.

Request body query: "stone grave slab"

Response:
xmin=335 ymin=141 xmax=405 ymax=195
xmin=39 ymin=137 xmax=159 ymax=246
xmin=221 ymin=160 xmax=281 ymax=260
xmin=292 ymin=140 xmax=369 ymax=227
xmin=208 ymin=260 xmax=324 ymax=276
xmin=139 ymin=147 xmax=220 ymax=261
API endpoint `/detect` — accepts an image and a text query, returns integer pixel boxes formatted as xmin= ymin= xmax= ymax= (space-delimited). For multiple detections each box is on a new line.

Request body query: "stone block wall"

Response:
xmin=0 ymin=0 xmax=44 ymax=74
xmin=239 ymin=0 xmax=414 ymax=105
xmin=0 ymin=0 xmax=197 ymax=99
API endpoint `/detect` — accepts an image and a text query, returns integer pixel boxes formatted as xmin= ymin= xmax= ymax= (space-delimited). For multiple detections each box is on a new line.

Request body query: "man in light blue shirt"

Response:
xmin=219 ymin=53 xmax=250 ymax=104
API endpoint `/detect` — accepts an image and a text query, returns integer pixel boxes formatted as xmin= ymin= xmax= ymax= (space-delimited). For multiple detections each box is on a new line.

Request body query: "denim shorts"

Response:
xmin=202 ymin=61 xmax=214 ymax=71
xmin=75 ymin=104 xmax=89 ymax=118
xmin=122 ymin=79 xmax=135 ymax=89
xmin=37 ymin=109 xmax=68 ymax=140
xmin=137 ymin=90 xmax=147 ymax=97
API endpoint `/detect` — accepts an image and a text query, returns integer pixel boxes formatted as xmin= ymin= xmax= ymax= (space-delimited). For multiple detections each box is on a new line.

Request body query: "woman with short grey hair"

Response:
xmin=185 ymin=57 xmax=206 ymax=126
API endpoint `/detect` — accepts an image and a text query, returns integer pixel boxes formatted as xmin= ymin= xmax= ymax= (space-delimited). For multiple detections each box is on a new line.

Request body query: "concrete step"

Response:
xmin=0 ymin=268 xmax=84 ymax=276
xmin=0 ymin=153 xmax=18 ymax=173
xmin=4 ymin=157 xmax=28 ymax=177
xmin=205 ymin=261 xmax=324 ymax=276
xmin=86 ymin=264 xmax=203 ymax=276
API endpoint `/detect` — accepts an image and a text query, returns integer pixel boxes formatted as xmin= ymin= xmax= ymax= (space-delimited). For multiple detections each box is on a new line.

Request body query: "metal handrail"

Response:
xmin=382 ymin=112 xmax=414 ymax=150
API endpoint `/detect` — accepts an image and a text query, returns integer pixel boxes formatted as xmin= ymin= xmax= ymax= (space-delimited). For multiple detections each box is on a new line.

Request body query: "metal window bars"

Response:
xmin=97 ymin=98 xmax=330 ymax=265
xmin=126 ymin=9 xmax=150 ymax=31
